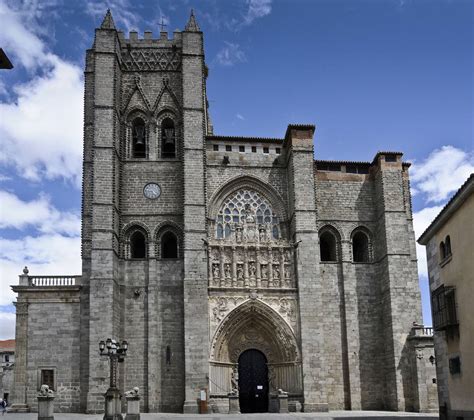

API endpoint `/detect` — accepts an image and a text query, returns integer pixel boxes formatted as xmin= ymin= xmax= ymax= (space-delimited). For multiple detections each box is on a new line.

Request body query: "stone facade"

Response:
xmin=418 ymin=175 xmax=474 ymax=420
xmin=10 ymin=10 xmax=437 ymax=414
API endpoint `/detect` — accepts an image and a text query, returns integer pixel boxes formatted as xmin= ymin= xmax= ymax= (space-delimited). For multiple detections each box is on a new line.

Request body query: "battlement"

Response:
xmin=117 ymin=30 xmax=182 ymax=47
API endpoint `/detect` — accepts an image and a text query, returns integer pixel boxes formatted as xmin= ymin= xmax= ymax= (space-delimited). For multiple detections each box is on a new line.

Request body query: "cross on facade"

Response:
xmin=159 ymin=17 xmax=167 ymax=32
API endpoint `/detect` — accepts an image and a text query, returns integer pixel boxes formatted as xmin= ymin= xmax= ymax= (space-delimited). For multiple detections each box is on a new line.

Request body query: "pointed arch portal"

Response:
xmin=209 ymin=299 xmax=303 ymax=407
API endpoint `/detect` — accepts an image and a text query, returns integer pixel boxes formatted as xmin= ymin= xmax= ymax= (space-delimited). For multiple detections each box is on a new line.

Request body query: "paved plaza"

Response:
xmin=2 ymin=412 xmax=439 ymax=420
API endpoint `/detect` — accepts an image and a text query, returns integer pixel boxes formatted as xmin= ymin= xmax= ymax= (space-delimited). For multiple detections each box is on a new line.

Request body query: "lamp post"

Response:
xmin=99 ymin=338 xmax=128 ymax=420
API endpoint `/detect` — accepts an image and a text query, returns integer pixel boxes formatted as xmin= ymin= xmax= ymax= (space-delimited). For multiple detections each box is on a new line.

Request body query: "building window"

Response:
xmin=252 ymin=146 xmax=257 ymax=153
xmin=226 ymin=145 xmax=232 ymax=152
xmin=432 ymin=285 xmax=458 ymax=332
xmin=132 ymin=118 xmax=146 ymax=158
xmin=276 ymin=148 xmax=281 ymax=154
xmin=161 ymin=231 xmax=178 ymax=259
xmin=263 ymin=147 xmax=269 ymax=153
xmin=166 ymin=345 xmax=171 ymax=365
xmin=439 ymin=241 xmax=446 ymax=261
xmin=41 ymin=369 xmax=54 ymax=390
xmin=445 ymin=235 xmax=452 ymax=257
xmin=320 ymin=230 xmax=338 ymax=262
xmin=161 ymin=118 xmax=176 ymax=158
xmin=352 ymin=231 xmax=370 ymax=262
xmin=449 ymin=356 xmax=461 ymax=375
xmin=239 ymin=145 xmax=245 ymax=152
xmin=5 ymin=355 xmax=9 ymax=362
xmin=130 ymin=231 xmax=146 ymax=259
xmin=213 ymin=144 xmax=219 ymax=151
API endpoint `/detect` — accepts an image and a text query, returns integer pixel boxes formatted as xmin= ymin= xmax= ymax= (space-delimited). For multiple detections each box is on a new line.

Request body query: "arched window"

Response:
xmin=439 ymin=241 xmax=446 ymax=260
xmin=132 ymin=117 xmax=146 ymax=158
xmin=445 ymin=236 xmax=452 ymax=257
xmin=352 ymin=231 xmax=370 ymax=262
xmin=161 ymin=118 xmax=176 ymax=158
xmin=161 ymin=231 xmax=178 ymax=259
xmin=130 ymin=231 xmax=146 ymax=259
xmin=320 ymin=230 xmax=338 ymax=262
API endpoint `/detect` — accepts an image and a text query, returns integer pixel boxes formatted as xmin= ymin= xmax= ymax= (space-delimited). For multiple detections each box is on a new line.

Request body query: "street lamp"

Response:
xmin=99 ymin=338 xmax=128 ymax=420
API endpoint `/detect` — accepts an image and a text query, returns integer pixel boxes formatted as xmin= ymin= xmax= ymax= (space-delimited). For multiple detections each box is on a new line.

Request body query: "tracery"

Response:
xmin=215 ymin=189 xmax=280 ymax=241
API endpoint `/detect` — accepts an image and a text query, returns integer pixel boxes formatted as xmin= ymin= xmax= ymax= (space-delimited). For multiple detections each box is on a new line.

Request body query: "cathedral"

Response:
xmin=10 ymin=10 xmax=438 ymax=414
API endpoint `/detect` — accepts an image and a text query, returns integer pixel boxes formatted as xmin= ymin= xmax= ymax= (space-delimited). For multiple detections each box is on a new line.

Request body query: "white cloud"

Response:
xmin=413 ymin=205 xmax=444 ymax=277
xmin=410 ymin=146 xmax=474 ymax=204
xmin=0 ymin=0 xmax=49 ymax=70
xmin=0 ymin=1 xmax=84 ymax=187
xmin=0 ymin=234 xmax=81 ymax=307
xmin=0 ymin=190 xmax=80 ymax=236
xmin=236 ymin=113 xmax=245 ymax=121
xmin=0 ymin=311 xmax=15 ymax=340
xmin=84 ymin=0 xmax=141 ymax=33
xmin=216 ymin=42 xmax=247 ymax=66
xmin=243 ymin=0 xmax=272 ymax=26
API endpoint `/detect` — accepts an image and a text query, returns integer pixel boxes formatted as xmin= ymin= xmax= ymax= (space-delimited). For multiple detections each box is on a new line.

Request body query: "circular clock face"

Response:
xmin=143 ymin=183 xmax=161 ymax=200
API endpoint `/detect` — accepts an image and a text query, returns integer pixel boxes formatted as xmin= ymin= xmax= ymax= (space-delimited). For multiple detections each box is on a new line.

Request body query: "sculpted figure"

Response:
xmin=261 ymin=264 xmax=268 ymax=279
xmin=237 ymin=264 xmax=244 ymax=280
xmin=38 ymin=384 xmax=54 ymax=396
xmin=273 ymin=264 xmax=280 ymax=279
xmin=249 ymin=262 xmax=256 ymax=277
xmin=236 ymin=227 xmax=243 ymax=243
xmin=125 ymin=387 xmax=140 ymax=397
xmin=224 ymin=264 xmax=231 ymax=278
xmin=212 ymin=264 xmax=220 ymax=278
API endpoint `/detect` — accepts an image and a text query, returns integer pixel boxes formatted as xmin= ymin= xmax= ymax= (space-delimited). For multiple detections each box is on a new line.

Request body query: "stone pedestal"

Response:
xmin=228 ymin=394 xmax=240 ymax=414
xmin=278 ymin=394 xmax=289 ymax=413
xmin=270 ymin=391 xmax=289 ymax=413
xmin=104 ymin=388 xmax=122 ymax=420
xmin=125 ymin=395 xmax=140 ymax=420
xmin=37 ymin=395 xmax=54 ymax=420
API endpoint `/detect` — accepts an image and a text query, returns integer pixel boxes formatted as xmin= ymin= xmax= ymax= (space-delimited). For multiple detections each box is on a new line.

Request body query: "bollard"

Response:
xmin=37 ymin=385 xmax=55 ymax=420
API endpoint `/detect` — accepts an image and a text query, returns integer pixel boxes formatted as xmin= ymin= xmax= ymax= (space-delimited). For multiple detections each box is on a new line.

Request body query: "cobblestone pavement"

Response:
xmin=3 ymin=411 xmax=439 ymax=420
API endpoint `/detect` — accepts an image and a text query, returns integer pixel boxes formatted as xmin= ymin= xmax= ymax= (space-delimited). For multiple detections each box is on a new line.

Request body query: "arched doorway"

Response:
xmin=238 ymin=349 xmax=269 ymax=413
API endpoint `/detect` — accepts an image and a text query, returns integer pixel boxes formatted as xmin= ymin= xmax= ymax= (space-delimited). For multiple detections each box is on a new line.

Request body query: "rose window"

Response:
xmin=216 ymin=189 xmax=280 ymax=240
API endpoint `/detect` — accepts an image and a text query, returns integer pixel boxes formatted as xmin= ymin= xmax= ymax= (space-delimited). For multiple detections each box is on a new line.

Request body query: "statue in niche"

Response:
xmin=259 ymin=228 xmax=266 ymax=243
xmin=261 ymin=264 xmax=268 ymax=279
xmin=249 ymin=261 xmax=256 ymax=277
xmin=273 ymin=264 xmax=280 ymax=279
xmin=237 ymin=264 xmax=244 ymax=280
xmin=213 ymin=249 xmax=220 ymax=261
xmin=224 ymin=264 xmax=231 ymax=278
xmin=284 ymin=250 xmax=291 ymax=262
xmin=235 ymin=226 xmax=243 ymax=243
xmin=284 ymin=264 xmax=291 ymax=279
xmin=212 ymin=264 xmax=220 ymax=279
xmin=244 ymin=203 xmax=254 ymax=223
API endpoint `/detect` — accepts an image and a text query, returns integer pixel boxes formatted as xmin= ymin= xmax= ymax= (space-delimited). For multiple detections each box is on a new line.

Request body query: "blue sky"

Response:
xmin=0 ymin=0 xmax=472 ymax=339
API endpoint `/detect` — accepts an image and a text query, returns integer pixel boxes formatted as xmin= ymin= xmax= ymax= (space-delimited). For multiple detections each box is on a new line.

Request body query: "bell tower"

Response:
xmin=81 ymin=9 xmax=209 ymax=413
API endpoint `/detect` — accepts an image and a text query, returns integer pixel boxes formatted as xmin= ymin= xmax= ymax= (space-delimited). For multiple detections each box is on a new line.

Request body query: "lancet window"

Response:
xmin=215 ymin=189 xmax=280 ymax=241
xmin=132 ymin=117 xmax=146 ymax=158
xmin=161 ymin=118 xmax=176 ymax=158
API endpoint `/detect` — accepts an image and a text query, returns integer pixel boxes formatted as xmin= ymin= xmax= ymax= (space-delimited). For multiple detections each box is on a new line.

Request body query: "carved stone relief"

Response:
xmin=208 ymin=245 xmax=295 ymax=289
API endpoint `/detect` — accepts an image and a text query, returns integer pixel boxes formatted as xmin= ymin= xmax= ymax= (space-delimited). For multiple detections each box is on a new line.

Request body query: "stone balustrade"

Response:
xmin=411 ymin=325 xmax=434 ymax=337
xmin=18 ymin=268 xmax=82 ymax=287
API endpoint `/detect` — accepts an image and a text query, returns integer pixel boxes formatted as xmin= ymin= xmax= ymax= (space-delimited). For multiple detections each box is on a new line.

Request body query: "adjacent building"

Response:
xmin=10 ymin=10 xmax=437 ymax=414
xmin=418 ymin=174 xmax=474 ymax=420
xmin=0 ymin=339 xmax=15 ymax=403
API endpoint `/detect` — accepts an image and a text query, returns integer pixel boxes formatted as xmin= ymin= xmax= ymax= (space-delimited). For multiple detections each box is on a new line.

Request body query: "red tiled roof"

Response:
xmin=0 ymin=339 xmax=15 ymax=351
